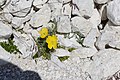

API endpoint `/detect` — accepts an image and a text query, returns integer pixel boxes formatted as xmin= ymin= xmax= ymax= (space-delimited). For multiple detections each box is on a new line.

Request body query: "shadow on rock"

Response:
xmin=0 ymin=59 xmax=42 ymax=80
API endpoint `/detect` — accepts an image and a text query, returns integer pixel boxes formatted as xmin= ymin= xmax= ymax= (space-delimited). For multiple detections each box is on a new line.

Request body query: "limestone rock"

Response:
xmin=56 ymin=15 xmax=71 ymax=33
xmin=49 ymin=3 xmax=62 ymax=20
xmin=0 ymin=0 xmax=6 ymax=7
xmin=51 ymin=54 xmax=66 ymax=68
xmin=89 ymin=9 xmax=101 ymax=28
xmin=83 ymin=28 xmax=100 ymax=48
xmin=71 ymin=47 xmax=97 ymax=58
xmin=0 ymin=46 xmax=11 ymax=65
xmin=98 ymin=4 xmax=107 ymax=20
xmin=53 ymin=49 xmax=71 ymax=57
xmin=13 ymin=31 xmax=38 ymax=58
xmin=94 ymin=0 xmax=109 ymax=4
xmin=29 ymin=4 xmax=51 ymax=28
xmin=71 ymin=16 xmax=93 ymax=36
xmin=72 ymin=0 xmax=94 ymax=18
xmin=57 ymin=35 xmax=81 ymax=48
xmin=0 ymin=21 xmax=12 ymax=38
xmin=6 ymin=0 xmax=33 ymax=17
xmin=96 ymin=21 xmax=120 ymax=50
xmin=33 ymin=0 xmax=48 ymax=6
xmin=62 ymin=3 xmax=71 ymax=18
xmin=87 ymin=49 xmax=120 ymax=80
xmin=107 ymin=0 xmax=120 ymax=25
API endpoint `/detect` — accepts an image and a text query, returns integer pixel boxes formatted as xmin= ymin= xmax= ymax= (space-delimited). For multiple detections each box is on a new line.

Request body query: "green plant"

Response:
xmin=0 ymin=35 xmax=19 ymax=54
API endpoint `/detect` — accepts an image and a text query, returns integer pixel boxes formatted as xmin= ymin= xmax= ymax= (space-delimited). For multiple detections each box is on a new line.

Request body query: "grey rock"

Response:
xmin=29 ymin=4 xmax=51 ymax=28
xmin=87 ymin=49 xmax=120 ymax=80
xmin=6 ymin=0 xmax=33 ymax=17
xmin=72 ymin=0 xmax=94 ymax=18
xmin=0 ymin=21 xmax=12 ymax=38
xmin=107 ymin=0 xmax=120 ymax=25
xmin=94 ymin=0 xmax=109 ymax=4
xmin=0 ymin=46 xmax=11 ymax=65
xmin=71 ymin=16 xmax=93 ymax=36
xmin=56 ymin=15 xmax=71 ymax=33
xmin=13 ymin=31 xmax=38 ymax=58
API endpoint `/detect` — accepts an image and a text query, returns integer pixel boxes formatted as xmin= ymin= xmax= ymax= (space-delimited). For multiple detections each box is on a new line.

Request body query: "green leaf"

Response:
xmin=0 ymin=36 xmax=20 ymax=54
xmin=58 ymin=56 xmax=69 ymax=62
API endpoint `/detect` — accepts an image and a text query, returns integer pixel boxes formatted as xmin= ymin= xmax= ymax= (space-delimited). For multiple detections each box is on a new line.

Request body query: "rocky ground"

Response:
xmin=0 ymin=0 xmax=120 ymax=80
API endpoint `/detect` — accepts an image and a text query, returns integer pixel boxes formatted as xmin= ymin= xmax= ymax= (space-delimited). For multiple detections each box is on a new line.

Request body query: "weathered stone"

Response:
xmin=87 ymin=49 xmax=120 ymax=80
xmin=98 ymin=4 xmax=107 ymax=20
xmin=62 ymin=3 xmax=71 ymax=18
xmin=72 ymin=0 xmax=94 ymax=18
xmin=13 ymin=31 xmax=38 ymax=58
xmin=6 ymin=0 xmax=33 ymax=17
xmin=107 ymin=0 xmax=120 ymax=25
xmin=53 ymin=49 xmax=71 ymax=57
xmin=0 ymin=46 xmax=11 ymax=65
xmin=56 ymin=15 xmax=71 ymax=33
xmin=57 ymin=34 xmax=81 ymax=48
xmin=71 ymin=16 xmax=93 ymax=36
xmin=83 ymin=28 xmax=100 ymax=48
xmin=0 ymin=0 xmax=6 ymax=7
xmin=71 ymin=47 xmax=97 ymax=58
xmin=89 ymin=9 xmax=101 ymax=28
xmin=33 ymin=0 xmax=48 ymax=6
xmin=0 ymin=21 xmax=12 ymax=38
xmin=48 ymin=3 xmax=62 ymax=20
xmin=94 ymin=0 xmax=109 ymax=4
xmin=29 ymin=4 xmax=51 ymax=28
xmin=96 ymin=21 xmax=120 ymax=50
xmin=51 ymin=54 xmax=66 ymax=68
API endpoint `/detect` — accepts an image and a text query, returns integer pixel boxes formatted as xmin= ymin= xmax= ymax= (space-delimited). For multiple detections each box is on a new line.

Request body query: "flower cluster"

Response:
xmin=39 ymin=27 xmax=58 ymax=49
xmin=34 ymin=27 xmax=58 ymax=60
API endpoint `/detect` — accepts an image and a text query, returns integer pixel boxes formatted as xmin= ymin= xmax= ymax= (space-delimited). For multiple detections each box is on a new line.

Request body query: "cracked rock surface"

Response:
xmin=0 ymin=0 xmax=120 ymax=80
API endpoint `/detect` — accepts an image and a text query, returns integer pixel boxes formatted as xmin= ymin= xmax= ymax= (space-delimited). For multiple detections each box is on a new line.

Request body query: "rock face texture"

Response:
xmin=0 ymin=0 xmax=120 ymax=80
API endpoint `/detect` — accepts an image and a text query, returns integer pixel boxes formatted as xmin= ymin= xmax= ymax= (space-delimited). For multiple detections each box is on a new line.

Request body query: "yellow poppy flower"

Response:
xmin=39 ymin=27 xmax=48 ymax=38
xmin=46 ymin=35 xmax=58 ymax=49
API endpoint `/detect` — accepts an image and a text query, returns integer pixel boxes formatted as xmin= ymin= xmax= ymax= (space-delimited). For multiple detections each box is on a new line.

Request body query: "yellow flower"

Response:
xmin=39 ymin=27 xmax=48 ymax=38
xmin=46 ymin=35 xmax=58 ymax=49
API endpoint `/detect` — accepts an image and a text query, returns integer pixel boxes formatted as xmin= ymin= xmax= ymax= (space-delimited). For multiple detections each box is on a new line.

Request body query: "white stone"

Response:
xmin=98 ymin=4 xmax=107 ymax=20
xmin=72 ymin=0 xmax=94 ymax=18
xmin=89 ymin=9 xmax=101 ymax=28
xmin=33 ymin=0 xmax=48 ymax=6
xmin=0 ymin=46 xmax=11 ymax=65
xmin=0 ymin=0 xmax=6 ymax=6
xmin=3 ymin=8 xmax=13 ymax=23
xmin=6 ymin=0 xmax=33 ymax=17
xmin=53 ymin=49 xmax=71 ymax=57
xmin=83 ymin=28 xmax=100 ymax=48
xmin=71 ymin=16 xmax=93 ymax=36
xmin=0 ymin=21 xmax=12 ymax=38
xmin=57 ymin=35 xmax=81 ymax=48
xmin=48 ymin=3 xmax=62 ymax=20
xmin=107 ymin=0 xmax=120 ymax=25
xmin=62 ymin=3 xmax=71 ymax=18
xmin=57 ymin=15 xmax=71 ymax=33
xmin=94 ymin=0 xmax=109 ymax=4
xmin=87 ymin=49 xmax=120 ymax=80
xmin=96 ymin=21 xmax=120 ymax=50
xmin=96 ymin=30 xmax=117 ymax=49
xmin=13 ymin=31 xmax=38 ymax=58
xmin=29 ymin=4 xmax=51 ymax=27
xmin=51 ymin=54 xmax=66 ymax=68
xmin=71 ymin=47 xmax=97 ymax=58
